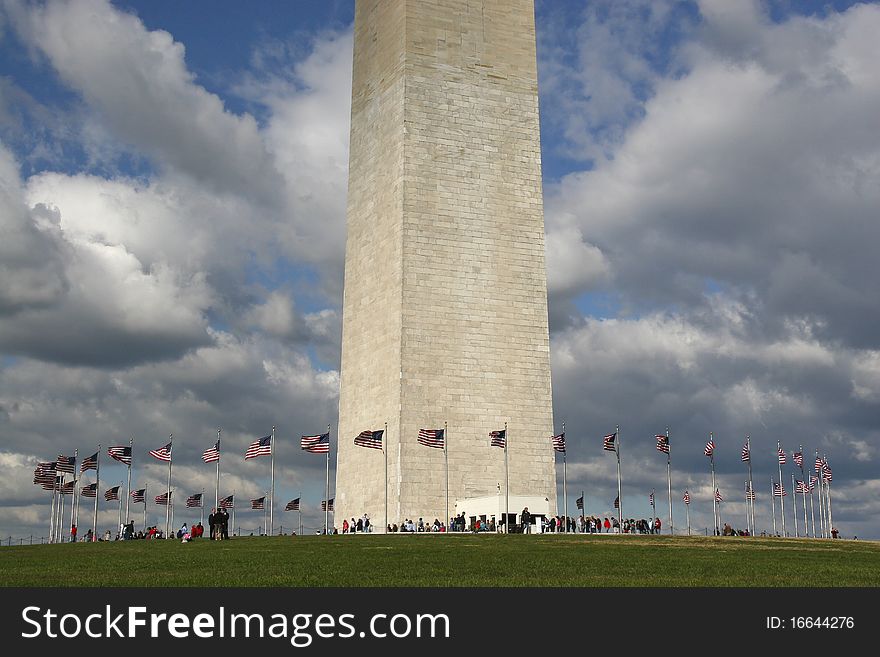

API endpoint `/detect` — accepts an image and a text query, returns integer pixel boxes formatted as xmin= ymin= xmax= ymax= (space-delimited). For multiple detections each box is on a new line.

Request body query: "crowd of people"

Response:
xmin=340 ymin=514 xmax=372 ymax=533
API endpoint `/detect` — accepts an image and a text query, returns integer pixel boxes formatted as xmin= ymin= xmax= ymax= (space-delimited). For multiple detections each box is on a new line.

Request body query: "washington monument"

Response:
xmin=335 ymin=0 xmax=556 ymax=530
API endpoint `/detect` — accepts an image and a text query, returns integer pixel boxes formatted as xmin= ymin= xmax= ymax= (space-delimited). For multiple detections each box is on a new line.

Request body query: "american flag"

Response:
xmin=714 ymin=489 xmax=723 ymax=503
xmin=795 ymin=480 xmax=808 ymax=494
xmin=149 ymin=441 xmax=173 ymax=462
xmin=105 ymin=486 xmax=120 ymax=501
xmin=793 ymin=451 xmax=804 ymax=468
xmin=576 ymin=495 xmax=584 ymax=510
xmin=245 ymin=435 xmax=272 ymax=459
xmin=773 ymin=482 xmax=787 ymax=497
xmin=822 ymin=462 xmax=832 ymax=482
xmin=613 ymin=496 xmax=619 ymax=509
xmin=704 ymin=439 xmax=715 ymax=457
xmin=186 ymin=493 xmax=203 ymax=508
xmin=489 ymin=429 xmax=506 ymax=449
xmin=321 ymin=498 xmax=334 ymax=512
xmin=301 ymin=432 xmax=331 ymax=454
xmin=33 ymin=469 xmax=55 ymax=485
xmin=683 ymin=490 xmax=691 ymax=505
xmin=741 ymin=442 xmax=750 ymax=462
xmin=56 ymin=455 xmax=76 ymax=473
xmin=33 ymin=463 xmax=56 ymax=485
xmin=81 ymin=452 xmax=98 ymax=472
xmin=81 ymin=483 xmax=97 ymax=497
xmin=418 ymin=428 xmax=446 ymax=449
xmin=777 ymin=447 xmax=787 ymax=465
xmin=131 ymin=488 xmax=146 ymax=503
xmin=285 ymin=498 xmax=300 ymax=511
xmin=656 ymin=434 xmax=669 ymax=454
xmin=603 ymin=433 xmax=617 ymax=451
xmin=550 ymin=432 xmax=566 ymax=453
xmin=815 ymin=456 xmax=823 ymax=472
xmin=219 ymin=494 xmax=234 ymax=509
xmin=108 ymin=445 xmax=132 ymax=465
xmin=59 ymin=480 xmax=76 ymax=495
xmin=745 ymin=482 xmax=756 ymax=500
xmin=251 ymin=496 xmax=265 ymax=510
xmin=809 ymin=475 xmax=819 ymax=492
xmin=202 ymin=440 xmax=220 ymax=463
xmin=41 ymin=477 xmax=63 ymax=491
xmin=155 ymin=492 xmax=171 ymax=505
xmin=354 ymin=429 xmax=384 ymax=450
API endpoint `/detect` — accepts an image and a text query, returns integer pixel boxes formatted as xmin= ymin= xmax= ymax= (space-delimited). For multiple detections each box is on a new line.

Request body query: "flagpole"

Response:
xmin=59 ymin=475 xmax=66 ymax=543
xmin=615 ymin=424 xmax=622 ymax=527
xmin=165 ymin=434 xmax=173 ymax=539
xmin=666 ymin=427 xmax=673 ymax=535
xmin=504 ymin=421 xmax=509 ymax=534
xmin=270 ymin=425 xmax=276 ymax=537
xmin=325 ymin=424 xmax=331 ymax=535
xmin=384 ymin=421 xmax=388 ymax=536
xmin=143 ymin=484 xmax=148 ymax=532
xmin=791 ymin=473 xmax=799 ymax=537
xmin=117 ymin=481 xmax=123 ymax=537
xmin=709 ymin=432 xmax=717 ymax=535
xmin=744 ymin=481 xmax=749 ymax=532
xmin=72 ymin=449 xmax=80 ymax=541
xmin=800 ymin=447 xmax=807 ymax=538
xmin=819 ymin=458 xmax=827 ymax=537
xmin=215 ymin=428 xmax=221 ymax=510
xmin=444 ymin=421 xmax=449 ymax=534
xmin=771 ymin=478 xmax=777 ymax=535
xmin=53 ymin=474 xmax=61 ymax=543
xmin=232 ymin=489 xmax=236 ymax=538
xmin=200 ymin=488 xmax=205 ymax=527
xmin=746 ymin=436 xmax=755 ymax=535
xmin=93 ymin=444 xmax=100 ymax=541
xmin=826 ymin=480 xmax=833 ymax=537
xmin=651 ymin=487 xmax=656 ymax=531
xmin=777 ymin=441 xmax=786 ymax=536
xmin=123 ymin=438 xmax=132 ymax=529
xmin=809 ymin=481 xmax=816 ymax=538
xmin=562 ymin=421 xmax=567 ymax=532
xmin=685 ymin=495 xmax=690 ymax=536
xmin=298 ymin=492 xmax=302 ymax=535
xmin=49 ymin=477 xmax=57 ymax=543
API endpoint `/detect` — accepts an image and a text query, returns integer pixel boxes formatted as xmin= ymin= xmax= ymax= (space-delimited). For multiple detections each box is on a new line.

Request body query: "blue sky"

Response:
xmin=1 ymin=0 xmax=879 ymax=540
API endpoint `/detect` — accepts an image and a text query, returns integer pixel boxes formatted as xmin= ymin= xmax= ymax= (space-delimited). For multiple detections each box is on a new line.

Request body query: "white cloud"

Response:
xmin=7 ymin=0 xmax=282 ymax=200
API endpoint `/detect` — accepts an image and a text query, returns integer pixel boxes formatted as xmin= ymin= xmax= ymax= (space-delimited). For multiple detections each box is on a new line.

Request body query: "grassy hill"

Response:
xmin=1 ymin=533 xmax=877 ymax=587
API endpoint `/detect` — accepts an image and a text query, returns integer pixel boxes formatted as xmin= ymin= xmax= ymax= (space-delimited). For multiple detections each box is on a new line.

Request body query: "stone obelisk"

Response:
xmin=336 ymin=0 xmax=555 ymax=531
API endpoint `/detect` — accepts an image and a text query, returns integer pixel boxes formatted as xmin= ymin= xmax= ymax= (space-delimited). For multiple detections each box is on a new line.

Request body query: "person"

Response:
xmin=69 ymin=524 xmax=77 ymax=543
xmin=220 ymin=507 xmax=229 ymax=540
xmin=177 ymin=523 xmax=188 ymax=539
xmin=343 ymin=518 xmax=349 ymax=534
xmin=603 ymin=517 xmax=611 ymax=533
xmin=363 ymin=514 xmax=371 ymax=533
xmin=654 ymin=517 xmax=661 ymax=534
xmin=85 ymin=528 xmax=93 ymax=543
xmin=831 ymin=527 xmax=839 ymax=539
xmin=356 ymin=517 xmax=363 ymax=533
xmin=208 ymin=508 xmax=216 ymax=540
xmin=521 ymin=507 xmax=531 ymax=534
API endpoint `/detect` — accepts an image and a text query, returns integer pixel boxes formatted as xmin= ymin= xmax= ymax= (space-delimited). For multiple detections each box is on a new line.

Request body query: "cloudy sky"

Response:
xmin=1 ymin=0 xmax=878 ymax=541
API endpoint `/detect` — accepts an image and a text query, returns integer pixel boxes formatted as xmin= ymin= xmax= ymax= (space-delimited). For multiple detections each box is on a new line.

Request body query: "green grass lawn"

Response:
xmin=1 ymin=533 xmax=877 ymax=587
